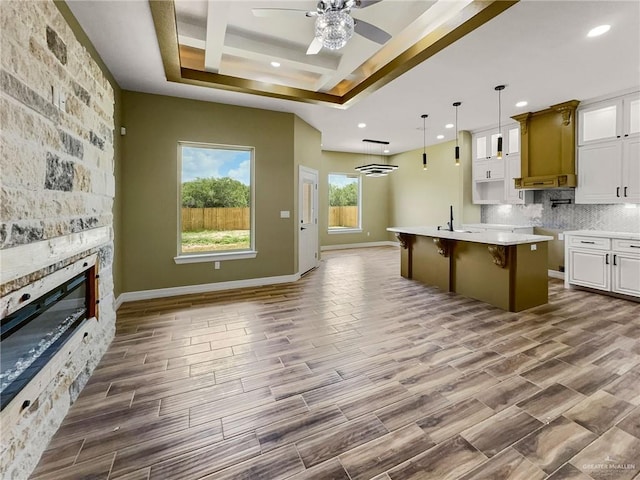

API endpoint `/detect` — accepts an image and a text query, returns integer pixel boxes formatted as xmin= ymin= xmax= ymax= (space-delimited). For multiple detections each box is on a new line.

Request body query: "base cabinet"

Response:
xmin=565 ymin=232 xmax=640 ymax=298
xmin=613 ymin=253 xmax=640 ymax=296
xmin=568 ymin=249 xmax=610 ymax=290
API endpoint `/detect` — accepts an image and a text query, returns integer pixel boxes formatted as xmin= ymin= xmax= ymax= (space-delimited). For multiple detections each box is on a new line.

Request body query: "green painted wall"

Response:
xmin=120 ymin=91 xmax=306 ymax=292
xmin=388 ymin=132 xmax=480 ymax=237
xmin=319 ymin=150 xmax=391 ymax=246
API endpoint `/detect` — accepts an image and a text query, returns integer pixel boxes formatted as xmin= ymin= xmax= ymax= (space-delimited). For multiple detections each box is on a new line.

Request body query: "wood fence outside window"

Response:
xmin=328 ymin=206 xmax=359 ymax=228
xmin=181 ymin=207 xmax=249 ymax=231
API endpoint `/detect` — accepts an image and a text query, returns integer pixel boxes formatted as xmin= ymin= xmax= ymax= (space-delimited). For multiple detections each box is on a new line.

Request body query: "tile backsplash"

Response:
xmin=482 ymin=190 xmax=640 ymax=232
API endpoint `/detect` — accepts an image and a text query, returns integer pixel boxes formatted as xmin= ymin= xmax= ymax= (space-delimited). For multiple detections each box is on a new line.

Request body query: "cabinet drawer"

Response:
xmin=568 ymin=236 xmax=611 ymax=250
xmin=613 ymin=238 xmax=640 ymax=253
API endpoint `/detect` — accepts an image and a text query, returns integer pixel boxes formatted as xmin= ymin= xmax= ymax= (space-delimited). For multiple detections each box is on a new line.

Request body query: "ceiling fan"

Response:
xmin=252 ymin=0 xmax=392 ymax=55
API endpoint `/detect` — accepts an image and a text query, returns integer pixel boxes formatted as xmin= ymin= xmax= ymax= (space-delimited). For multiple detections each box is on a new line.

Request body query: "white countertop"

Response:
xmin=463 ymin=223 xmax=534 ymax=230
xmin=387 ymin=226 xmax=553 ymax=246
xmin=563 ymin=230 xmax=640 ymax=240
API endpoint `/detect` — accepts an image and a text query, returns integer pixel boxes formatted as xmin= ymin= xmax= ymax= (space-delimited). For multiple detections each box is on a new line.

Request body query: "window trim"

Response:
xmin=327 ymin=172 xmax=362 ymax=234
xmin=176 ymin=141 xmax=256 ymax=262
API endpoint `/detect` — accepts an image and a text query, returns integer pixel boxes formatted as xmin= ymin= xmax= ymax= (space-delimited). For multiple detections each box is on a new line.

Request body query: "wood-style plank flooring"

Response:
xmin=30 ymin=247 xmax=640 ymax=480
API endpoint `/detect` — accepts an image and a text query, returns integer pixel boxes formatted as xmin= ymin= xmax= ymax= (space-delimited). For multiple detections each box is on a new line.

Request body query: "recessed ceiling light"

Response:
xmin=587 ymin=25 xmax=610 ymax=38
xmin=270 ymin=61 xmax=281 ymax=67
xmin=515 ymin=101 xmax=528 ymax=108
xmin=445 ymin=123 xmax=454 ymax=129
xmin=437 ymin=134 xmax=445 ymax=140
xmin=358 ymin=123 xmax=366 ymax=128
xmin=383 ymin=149 xmax=390 ymax=153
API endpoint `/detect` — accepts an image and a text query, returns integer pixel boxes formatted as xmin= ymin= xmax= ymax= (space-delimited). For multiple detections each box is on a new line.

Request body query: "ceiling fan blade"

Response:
xmin=355 ymin=0 xmax=384 ymax=8
xmin=354 ymin=19 xmax=391 ymax=44
xmin=306 ymin=37 xmax=323 ymax=55
xmin=252 ymin=8 xmax=312 ymax=17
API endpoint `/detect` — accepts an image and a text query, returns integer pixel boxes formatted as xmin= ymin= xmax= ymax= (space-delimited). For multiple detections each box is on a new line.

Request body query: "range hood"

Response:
xmin=512 ymin=100 xmax=580 ymax=189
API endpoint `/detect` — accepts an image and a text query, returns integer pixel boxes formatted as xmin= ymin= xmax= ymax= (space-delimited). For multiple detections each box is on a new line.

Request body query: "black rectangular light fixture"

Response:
xmin=355 ymin=139 xmax=397 ymax=177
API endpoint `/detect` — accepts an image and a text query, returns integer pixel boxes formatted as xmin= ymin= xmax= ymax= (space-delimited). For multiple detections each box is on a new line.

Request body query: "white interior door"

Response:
xmin=299 ymin=166 xmax=319 ymax=275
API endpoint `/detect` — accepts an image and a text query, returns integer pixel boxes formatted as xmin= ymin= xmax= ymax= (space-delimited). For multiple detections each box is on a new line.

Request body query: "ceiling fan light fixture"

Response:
xmin=315 ymin=10 xmax=354 ymax=50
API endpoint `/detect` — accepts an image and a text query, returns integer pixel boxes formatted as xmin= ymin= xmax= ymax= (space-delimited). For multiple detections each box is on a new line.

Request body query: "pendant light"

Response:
xmin=495 ymin=85 xmax=505 ymax=160
xmin=354 ymin=139 xmax=397 ymax=177
xmin=421 ymin=114 xmax=428 ymax=170
xmin=453 ymin=101 xmax=461 ymax=166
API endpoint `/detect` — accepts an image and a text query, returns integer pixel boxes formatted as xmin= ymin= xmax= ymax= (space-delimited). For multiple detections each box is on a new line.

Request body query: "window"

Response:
xmin=176 ymin=142 xmax=255 ymax=263
xmin=328 ymin=173 xmax=361 ymax=233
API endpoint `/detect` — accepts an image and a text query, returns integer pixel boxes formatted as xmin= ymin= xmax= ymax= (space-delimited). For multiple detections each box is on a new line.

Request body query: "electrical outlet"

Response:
xmin=531 ymin=244 xmax=537 ymax=251
xmin=214 ymin=261 xmax=220 ymax=270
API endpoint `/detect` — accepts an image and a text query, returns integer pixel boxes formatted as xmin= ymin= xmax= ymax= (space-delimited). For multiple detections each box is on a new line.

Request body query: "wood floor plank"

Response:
xmin=417 ymin=398 xmax=495 ymax=444
xmin=109 ymin=420 xmax=223 ymax=477
xmin=569 ymin=427 xmax=640 ymax=480
xmin=564 ymin=390 xmax=635 ymax=435
xmin=296 ymin=414 xmax=389 ymax=468
xmin=476 ymin=376 xmax=541 ymax=412
xmin=148 ymin=433 xmax=261 ymax=480
xmin=458 ymin=447 xmax=545 ymax=480
xmin=339 ymin=423 xmax=435 ymax=480
xmin=255 ymin=405 xmax=348 ymax=453
xmin=188 ymin=386 xmax=274 ymax=427
xmin=221 ymin=395 xmax=308 ymax=439
xmin=337 ymin=382 xmax=412 ymax=420
xmin=516 ymin=383 xmax=585 ymax=423
xmin=461 ymin=406 xmax=543 ymax=458
xmin=386 ymin=434 xmax=487 ymax=480
xmin=512 ymin=416 xmax=597 ymax=474
xmin=374 ymin=391 xmax=449 ymax=431
xmin=200 ymin=445 xmax=305 ymax=480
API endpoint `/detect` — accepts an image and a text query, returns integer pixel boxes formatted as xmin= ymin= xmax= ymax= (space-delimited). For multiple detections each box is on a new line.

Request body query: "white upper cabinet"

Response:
xmin=471 ymin=124 xmax=523 ymax=204
xmin=579 ymin=101 xmax=620 ymax=145
xmin=507 ymin=126 xmax=519 ymax=154
xmin=579 ymin=92 xmax=640 ymax=145
xmin=576 ymin=92 xmax=640 ymax=204
xmin=624 ymin=94 xmax=640 ymax=138
xmin=475 ymin=135 xmax=488 ymax=161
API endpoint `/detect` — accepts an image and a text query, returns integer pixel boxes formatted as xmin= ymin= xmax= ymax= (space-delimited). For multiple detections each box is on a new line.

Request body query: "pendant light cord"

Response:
xmin=423 ymin=116 xmax=426 ymax=154
xmin=455 ymin=106 xmax=459 ymax=147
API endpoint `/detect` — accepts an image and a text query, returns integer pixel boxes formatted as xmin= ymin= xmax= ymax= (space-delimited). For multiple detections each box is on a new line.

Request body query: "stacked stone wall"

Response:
xmin=0 ymin=1 xmax=116 ymax=477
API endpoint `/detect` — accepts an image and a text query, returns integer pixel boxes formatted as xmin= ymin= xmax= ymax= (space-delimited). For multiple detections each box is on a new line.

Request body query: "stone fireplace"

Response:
xmin=1 ymin=1 xmax=116 ymax=477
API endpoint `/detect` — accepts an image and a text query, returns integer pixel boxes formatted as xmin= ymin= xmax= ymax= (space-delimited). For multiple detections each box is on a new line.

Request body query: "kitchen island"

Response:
xmin=388 ymin=226 xmax=554 ymax=312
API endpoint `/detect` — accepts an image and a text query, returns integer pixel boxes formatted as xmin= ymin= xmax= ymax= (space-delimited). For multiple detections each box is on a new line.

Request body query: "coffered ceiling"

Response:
xmin=154 ymin=0 xmax=513 ymax=106
xmin=66 ymin=0 xmax=640 ymax=155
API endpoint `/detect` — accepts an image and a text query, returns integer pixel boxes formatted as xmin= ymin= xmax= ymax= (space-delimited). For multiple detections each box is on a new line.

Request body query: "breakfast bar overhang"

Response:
xmin=388 ymin=227 xmax=554 ymax=312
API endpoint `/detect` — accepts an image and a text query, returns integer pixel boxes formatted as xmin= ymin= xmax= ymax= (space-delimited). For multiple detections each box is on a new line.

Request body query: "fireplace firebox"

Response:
xmin=1 ymin=265 xmax=96 ymax=410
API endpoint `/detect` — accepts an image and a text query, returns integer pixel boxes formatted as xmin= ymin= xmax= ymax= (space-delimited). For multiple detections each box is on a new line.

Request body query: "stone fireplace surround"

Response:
xmin=1 ymin=1 xmax=116 ymax=477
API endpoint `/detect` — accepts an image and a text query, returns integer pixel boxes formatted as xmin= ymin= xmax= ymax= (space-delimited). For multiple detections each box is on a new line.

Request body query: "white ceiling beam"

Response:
xmin=204 ymin=1 xmax=231 ymax=73
xmin=220 ymin=29 xmax=340 ymax=75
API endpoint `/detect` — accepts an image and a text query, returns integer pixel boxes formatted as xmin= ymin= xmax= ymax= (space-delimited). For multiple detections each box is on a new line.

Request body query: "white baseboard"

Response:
xmin=117 ymin=273 xmax=300 ymax=305
xmin=321 ymin=241 xmax=398 ymax=251
xmin=548 ymin=270 xmax=565 ymax=280
xmin=115 ymin=294 xmax=124 ymax=311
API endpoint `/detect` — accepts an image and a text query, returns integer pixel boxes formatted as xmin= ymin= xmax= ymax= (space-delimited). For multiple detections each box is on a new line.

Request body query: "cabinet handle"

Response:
xmin=616 ymin=186 xmax=620 ymax=197
xmin=519 ymin=191 xmax=523 ymax=199
xmin=613 ymin=254 xmax=617 ymax=266
xmin=488 ymin=171 xmax=491 ymax=179
xmin=617 ymin=135 xmax=621 ymax=138
xmin=580 ymin=241 xmax=595 ymax=244
xmin=605 ymin=253 xmax=609 ymax=265
xmin=624 ymin=134 xmax=629 ymax=137
xmin=624 ymin=186 xmax=628 ymax=197
xmin=630 ymin=245 xmax=640 ymax=249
